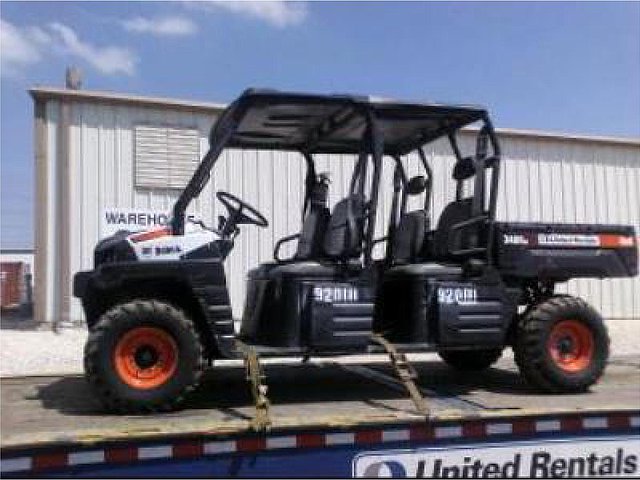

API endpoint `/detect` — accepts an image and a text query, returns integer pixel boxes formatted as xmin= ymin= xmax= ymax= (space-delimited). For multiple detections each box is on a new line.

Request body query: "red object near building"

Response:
xmin=1 ymin=262 xmax=26 ymax=309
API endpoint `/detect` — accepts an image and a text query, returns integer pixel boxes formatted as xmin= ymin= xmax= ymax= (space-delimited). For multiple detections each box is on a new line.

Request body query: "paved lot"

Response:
xmin=1 ymin=319 xmax=638 ymax=377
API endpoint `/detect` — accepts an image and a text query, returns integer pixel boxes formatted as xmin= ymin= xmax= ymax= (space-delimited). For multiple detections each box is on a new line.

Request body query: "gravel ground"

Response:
xmin=1 ymin=319 xmax=638 ymax=377
xmin=0 ymin=328 xmax=87 ymax=377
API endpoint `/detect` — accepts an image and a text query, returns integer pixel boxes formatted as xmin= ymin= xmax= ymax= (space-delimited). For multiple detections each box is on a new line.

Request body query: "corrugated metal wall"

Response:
xmin=37 ymin=98 xmax=640 ymax=324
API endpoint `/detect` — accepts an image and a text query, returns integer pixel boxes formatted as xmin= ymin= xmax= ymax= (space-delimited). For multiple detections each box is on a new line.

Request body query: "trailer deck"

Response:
xmin=2 ymin=355 xmax=639 ymax=477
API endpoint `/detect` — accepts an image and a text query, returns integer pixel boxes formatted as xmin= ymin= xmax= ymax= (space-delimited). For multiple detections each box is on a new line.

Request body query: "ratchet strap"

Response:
xmin=235 ymin=341 xmax=272 ymax=432
xmin=370 ymin=333 xmax=429 ymax=415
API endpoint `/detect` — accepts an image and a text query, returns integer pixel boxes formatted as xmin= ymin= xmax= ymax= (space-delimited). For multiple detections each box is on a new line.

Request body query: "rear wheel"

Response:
xmin=514 ymin=295 xmax=609 ymax=393
xmin=84 ymin=300 xmax=203 ymax=413
xmin=438 ymin=348 xmax=503 ymax=371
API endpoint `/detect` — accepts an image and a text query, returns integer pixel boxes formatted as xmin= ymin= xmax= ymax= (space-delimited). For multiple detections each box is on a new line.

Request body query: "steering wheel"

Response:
xmin=216 ymin=191 xmax=269 ymax=229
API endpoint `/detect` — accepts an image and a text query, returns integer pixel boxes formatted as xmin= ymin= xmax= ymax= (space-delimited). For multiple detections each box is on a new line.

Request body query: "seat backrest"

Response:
xmin=294 ymin=207 xmax=330 ymax=260
xmin=323 ymin=195 xmax=365 ymax=260
xmin=433 ymin=197 xmax=473 ymax=258
xmin=391 ymin=210 xmax=428 ymax=263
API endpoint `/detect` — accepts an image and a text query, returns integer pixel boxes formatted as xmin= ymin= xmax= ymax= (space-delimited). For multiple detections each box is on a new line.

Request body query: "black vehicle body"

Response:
xmin=74 ymin=89 xmax=638 ymax=365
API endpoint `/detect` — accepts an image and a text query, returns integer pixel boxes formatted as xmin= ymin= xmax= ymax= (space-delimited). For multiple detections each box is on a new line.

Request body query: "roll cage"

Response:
xmin=171 ymin=89 xmax=502 ymax=265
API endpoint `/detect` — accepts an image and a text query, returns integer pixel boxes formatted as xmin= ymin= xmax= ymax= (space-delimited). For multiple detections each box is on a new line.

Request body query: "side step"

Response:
xmin=235 ymin=340 xmax=272 ymax=432
xmin=370 ymin=334 xmax=430 ymax=416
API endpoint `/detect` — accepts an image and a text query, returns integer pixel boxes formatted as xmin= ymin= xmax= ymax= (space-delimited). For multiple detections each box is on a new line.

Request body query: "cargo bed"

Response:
xmin=495 ymin=222 xmax=638 ymax=279
xmin=2 ymin=355 xmax=639 ymax=477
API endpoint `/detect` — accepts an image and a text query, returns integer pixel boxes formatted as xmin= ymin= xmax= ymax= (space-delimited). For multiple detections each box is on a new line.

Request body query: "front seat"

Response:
xmin=273 ymin=193 xmax=366 ymax=277
xmin=273 ymin=206 xmax=330 ymax=262
xmin=255 ymin=193 xmax=365 ymax=281
xmin=273 ymin=174 xmax=331 ymax=263
xmin=323 ymin=194 xmax=366 ymax=261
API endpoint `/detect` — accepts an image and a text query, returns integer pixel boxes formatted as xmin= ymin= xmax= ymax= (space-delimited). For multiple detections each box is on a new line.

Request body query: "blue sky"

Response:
xmin=1 ymin=1 xmax=639 ymax=248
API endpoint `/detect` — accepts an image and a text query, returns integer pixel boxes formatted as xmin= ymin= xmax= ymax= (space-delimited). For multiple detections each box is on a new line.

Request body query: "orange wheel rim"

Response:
xmin=547 ymin=320 xmax=594 ymax=373
xmin=114 ymin=327 xmax=178 ymax=390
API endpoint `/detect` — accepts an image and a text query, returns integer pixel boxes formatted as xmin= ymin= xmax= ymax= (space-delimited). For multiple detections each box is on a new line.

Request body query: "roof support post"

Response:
xmin=172 ymin=103 xmax=244 ymax=234
xmin=301 ymin=152 xmax=317 ymax=219
xmin=385 ymin=158 xmax=405 ymax=263
xmin=363 ymin=110 xmax=383 ymax=266
xmin=417 ymin=148 xmax=433 ymax=214
xmin=471 ymin=128 xmax=488 ymax=218
xmin=483 ymin=116 xmax=501 ymax=263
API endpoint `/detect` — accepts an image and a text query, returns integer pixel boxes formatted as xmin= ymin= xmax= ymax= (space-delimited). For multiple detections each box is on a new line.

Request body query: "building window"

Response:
xmin=134 ymin=125 xmax=200 ymax=189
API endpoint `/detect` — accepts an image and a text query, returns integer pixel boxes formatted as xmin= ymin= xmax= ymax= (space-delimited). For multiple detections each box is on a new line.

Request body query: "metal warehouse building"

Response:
xmin=29 ymin=87 xmax=640 ymax=327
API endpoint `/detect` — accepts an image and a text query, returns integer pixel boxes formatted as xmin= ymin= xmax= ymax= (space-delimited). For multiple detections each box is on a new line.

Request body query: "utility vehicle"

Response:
xmin=74 ymin=89 xmax=638 ymax=413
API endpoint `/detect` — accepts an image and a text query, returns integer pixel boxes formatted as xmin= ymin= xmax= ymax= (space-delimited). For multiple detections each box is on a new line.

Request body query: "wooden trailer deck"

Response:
xmin=2 ymin=354 xmax=639 ymax=450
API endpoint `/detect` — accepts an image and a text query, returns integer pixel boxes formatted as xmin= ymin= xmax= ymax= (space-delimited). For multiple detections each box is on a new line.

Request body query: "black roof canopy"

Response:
xmin=173 ymin=89 xmax=494 ymax=235
xmin=214 ymin=89 xmax=487 ymax=156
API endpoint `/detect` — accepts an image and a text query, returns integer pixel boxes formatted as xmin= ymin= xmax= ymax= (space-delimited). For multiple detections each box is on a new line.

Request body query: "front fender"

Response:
xmin=73 ymin=259 xmax=236 ymax=359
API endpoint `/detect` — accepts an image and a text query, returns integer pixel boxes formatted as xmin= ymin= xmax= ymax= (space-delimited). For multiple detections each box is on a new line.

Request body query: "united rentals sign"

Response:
xmin=353 ymin=436 xmax=639 ymax=478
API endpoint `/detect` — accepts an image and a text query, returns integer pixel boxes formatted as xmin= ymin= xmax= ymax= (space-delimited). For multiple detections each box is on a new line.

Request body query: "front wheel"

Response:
xmin=84 ymin=300 xmax=203 ymax=413
xmin=514 ymin=295 xmax=609 ymax=393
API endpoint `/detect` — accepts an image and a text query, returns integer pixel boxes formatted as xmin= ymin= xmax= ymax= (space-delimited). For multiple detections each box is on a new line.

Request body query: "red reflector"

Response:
xmin=599 ymin=234 xmax=635 ymax=249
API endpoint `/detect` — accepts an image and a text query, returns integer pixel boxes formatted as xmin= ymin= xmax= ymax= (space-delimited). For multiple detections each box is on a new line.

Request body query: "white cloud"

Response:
xmin=48 ymin=23 xmax=136 ymax=75
xmin=122 ymin=16 xmax=198 ymax=36
xmin=189 ymin=1 xmax=308 ymax=28
xmin=0 ymin=19 xmax=42 ymax=76
xmin=0 ymin=18 xmax=136 ymax=77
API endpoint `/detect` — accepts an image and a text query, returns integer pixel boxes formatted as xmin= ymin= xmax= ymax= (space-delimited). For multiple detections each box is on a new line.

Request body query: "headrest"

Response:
xmin=310 ymin=174 xmax=330 ymax=207
xmin=406 ymin=175 xmax=427 ymax=195
xmin=453 ymin=156 xmax=476 ymax=181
